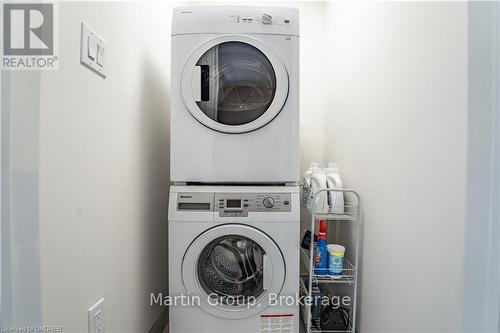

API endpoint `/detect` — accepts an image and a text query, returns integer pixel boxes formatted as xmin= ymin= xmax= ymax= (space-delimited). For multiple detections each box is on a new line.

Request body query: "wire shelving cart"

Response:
xmin=300 ymin=188 xmax=361 ymax=333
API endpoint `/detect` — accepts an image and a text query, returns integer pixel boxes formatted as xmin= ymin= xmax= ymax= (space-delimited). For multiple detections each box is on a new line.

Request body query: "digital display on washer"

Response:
xmin=226 ymin=199 xmax=241 ymax=208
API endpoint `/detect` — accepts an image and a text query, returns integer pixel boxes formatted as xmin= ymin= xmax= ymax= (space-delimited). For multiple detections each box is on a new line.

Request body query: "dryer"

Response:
xmin=170 ymin=6 xmax=300 ymax=183
xmin=168 ymin=185 xmax=300 ymax=332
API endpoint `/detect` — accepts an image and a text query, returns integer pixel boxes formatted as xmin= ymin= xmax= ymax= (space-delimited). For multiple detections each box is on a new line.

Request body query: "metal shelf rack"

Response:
xmin=300 ymin=188 xmax=361 ymax=333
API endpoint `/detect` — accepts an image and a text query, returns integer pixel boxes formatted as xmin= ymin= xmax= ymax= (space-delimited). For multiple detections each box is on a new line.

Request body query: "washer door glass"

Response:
xmin=196 ymin=42 xmax=276 ymax=126
xmin=181 ymin=224 xmax=286 ymax=319
xmin=198 ymin=235 xmax=264 ymax=305
xmin=181 ymin=36 xmax=289 ymax=134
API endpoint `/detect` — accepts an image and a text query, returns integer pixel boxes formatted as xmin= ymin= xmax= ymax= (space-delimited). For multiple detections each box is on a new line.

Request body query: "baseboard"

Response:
xmin=149 ymin=308 xmax=168 ymax=333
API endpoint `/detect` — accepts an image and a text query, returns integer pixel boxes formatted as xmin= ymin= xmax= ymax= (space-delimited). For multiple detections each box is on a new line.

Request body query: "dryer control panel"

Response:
xmin=176 ymin=192 xmax=292 ymax=217
xmin=172 ymin=7 xmax=300 ymax=37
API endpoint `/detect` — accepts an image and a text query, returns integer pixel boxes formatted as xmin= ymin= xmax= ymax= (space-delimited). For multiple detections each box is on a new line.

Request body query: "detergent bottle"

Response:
xmin=308 ymin=164 xmax=329 ymax=212
xmin=303 ymin=162 xmax=322 ymax=199
xmin=325 ymin=162 xmax=344 ymax=214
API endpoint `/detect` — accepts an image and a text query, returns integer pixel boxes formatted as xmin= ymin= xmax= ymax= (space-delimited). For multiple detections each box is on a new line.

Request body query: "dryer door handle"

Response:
xmin=191 ymin=65 xmax=202 ymax=101
xmin=192 ymin=65 xmax=210 ymax=102
xmin=263 ymin=254 xmax=272 ymax=290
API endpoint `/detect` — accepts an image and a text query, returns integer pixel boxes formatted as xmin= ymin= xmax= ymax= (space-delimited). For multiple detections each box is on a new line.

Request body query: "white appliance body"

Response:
xmin=171 ymin=7 xmax=300 ymax=183
xmin=168 ymin=186 xmax=300 ymax=332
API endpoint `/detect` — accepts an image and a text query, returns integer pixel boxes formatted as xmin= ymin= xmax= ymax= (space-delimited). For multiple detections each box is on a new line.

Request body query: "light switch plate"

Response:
xmin=87 ymin=36 xmax=97 ymax=60
xmin=80 ymin=22 xmax=107 ymax=77
xmin=88 ymin=298 xmax=105 ymax=333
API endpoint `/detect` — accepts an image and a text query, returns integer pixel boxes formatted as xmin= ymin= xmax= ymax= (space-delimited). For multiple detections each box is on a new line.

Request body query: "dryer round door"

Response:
xmin=181 ymin=224 xmax=286 ymax=319
xmin=181 ymin=35 xmax=289 ymax=134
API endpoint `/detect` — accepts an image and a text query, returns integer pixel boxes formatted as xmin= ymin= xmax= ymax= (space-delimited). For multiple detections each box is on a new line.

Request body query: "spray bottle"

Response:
xmin=313 ymin=220 xmax=328 ymax=275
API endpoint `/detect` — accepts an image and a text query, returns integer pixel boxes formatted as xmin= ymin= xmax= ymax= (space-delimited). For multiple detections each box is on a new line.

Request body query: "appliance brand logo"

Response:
xmin=1 ymin=2 xmax=58 ymax=70
xmin=180 ymin=195 xmax=192 ymax=199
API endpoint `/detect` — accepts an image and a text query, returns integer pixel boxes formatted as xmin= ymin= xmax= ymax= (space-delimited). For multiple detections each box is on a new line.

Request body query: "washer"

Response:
xmin=170 ymin=6 xmax=300 ymax=183
xmin=168 ymin=185 xmax=300 ymax=332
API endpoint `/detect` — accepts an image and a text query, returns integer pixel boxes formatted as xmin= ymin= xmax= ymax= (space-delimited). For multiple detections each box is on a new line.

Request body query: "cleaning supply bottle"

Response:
xmin=308 ymin=164 xmax=329 ymax=212
xmin=313 ymin=220 xmax=328 ymax=275
xmin=303 ymin=162 xmax=323 ymax=199
xmin=325 ymin=162 xmax=344 ymax=214
xmin=327 ymin=244 xmax=346 ymax=278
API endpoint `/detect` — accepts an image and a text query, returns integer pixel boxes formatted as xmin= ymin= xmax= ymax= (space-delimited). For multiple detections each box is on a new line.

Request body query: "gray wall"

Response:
xmin=1 ymin=70 xmax=43 ymax=326
xmin=463 ymin=2 xmax=500 ymax=331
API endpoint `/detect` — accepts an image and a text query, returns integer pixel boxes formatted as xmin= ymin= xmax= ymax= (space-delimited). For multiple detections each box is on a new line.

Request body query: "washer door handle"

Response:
xmin=263 ymin=254 xmax=272 ymax=290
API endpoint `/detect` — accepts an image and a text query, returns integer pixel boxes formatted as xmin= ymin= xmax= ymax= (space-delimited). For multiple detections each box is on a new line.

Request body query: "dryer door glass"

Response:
xmin=195 ymin=42 xmax=277 ymax=126
xmin=197 ymin=234 xmax=264 ymax=305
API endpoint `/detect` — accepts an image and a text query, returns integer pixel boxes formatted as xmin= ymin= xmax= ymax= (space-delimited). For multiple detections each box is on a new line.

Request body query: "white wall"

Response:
xmin=321 ymin=2 xmax=468 ymax=331
xmin=297 ymin=1 xmax=326 ymax=174
xmin=37 ymin=2 xmax=172 ymax=331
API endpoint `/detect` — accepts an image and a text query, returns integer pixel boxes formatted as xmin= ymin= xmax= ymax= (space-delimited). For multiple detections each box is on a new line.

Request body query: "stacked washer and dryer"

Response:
xmin=168 ymin=6 xmax=300 ymax=333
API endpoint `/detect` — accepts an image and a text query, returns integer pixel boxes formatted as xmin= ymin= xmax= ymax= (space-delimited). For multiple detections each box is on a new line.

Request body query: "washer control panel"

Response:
xmin=216 ymin=193 xmax=291 ymax=217
xmin=176 ymin=192 xmax=292 ymax=217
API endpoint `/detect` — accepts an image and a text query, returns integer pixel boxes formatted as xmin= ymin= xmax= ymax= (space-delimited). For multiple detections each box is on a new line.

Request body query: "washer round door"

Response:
xmin=182 ymin=224 xmax=286 ymax=319
xmin=181 ymin=35 xmax=289 ymax=134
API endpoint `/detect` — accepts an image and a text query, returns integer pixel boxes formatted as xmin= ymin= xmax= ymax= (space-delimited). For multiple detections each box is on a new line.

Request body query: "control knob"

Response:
xmin=263 ymin=197 xmax=275 ymax=208
xmin=261 ymin=14 xmax=273 ymax=24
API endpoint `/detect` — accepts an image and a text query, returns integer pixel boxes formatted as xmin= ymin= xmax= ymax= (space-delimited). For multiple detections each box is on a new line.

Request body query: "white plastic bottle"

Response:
xmin=303 ymin=162 xmax=323 ymax=189
xmin=325 ymin=162 xmax=344 ymax=214
xmin=303 ymin=162 xmax=322 ymax=204
xmin=303 ymin=165 xmax=313 ymax=190
xmin=308 ymin=165 xmax=329 ymax=212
